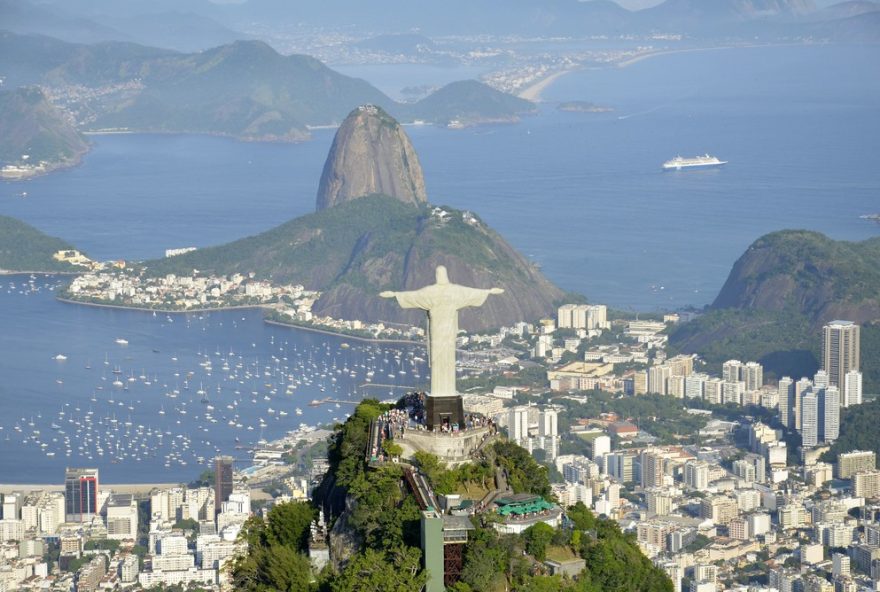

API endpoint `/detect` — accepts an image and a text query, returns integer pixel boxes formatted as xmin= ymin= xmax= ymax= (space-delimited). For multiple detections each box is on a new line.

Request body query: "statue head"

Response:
xmin=435 ymin=266 xmax=449 ymax=284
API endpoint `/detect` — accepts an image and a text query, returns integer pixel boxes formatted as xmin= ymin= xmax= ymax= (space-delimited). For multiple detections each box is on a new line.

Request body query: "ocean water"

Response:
xmin=0 ymin=277 xmax=425 ymax=483
xmin=0 ymin=44 xmax=878 ymax=482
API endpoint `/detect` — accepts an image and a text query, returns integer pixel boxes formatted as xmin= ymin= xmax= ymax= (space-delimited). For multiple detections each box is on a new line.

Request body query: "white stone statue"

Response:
xmin=381 ymin=266 xmax=503 ymax=398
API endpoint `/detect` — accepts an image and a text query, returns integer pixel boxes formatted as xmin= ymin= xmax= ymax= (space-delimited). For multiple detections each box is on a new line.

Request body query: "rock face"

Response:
xmin=712 ymin=230 xmax=880 ymax=327
xmin=316 ymin=105 xmax=427 ymax=211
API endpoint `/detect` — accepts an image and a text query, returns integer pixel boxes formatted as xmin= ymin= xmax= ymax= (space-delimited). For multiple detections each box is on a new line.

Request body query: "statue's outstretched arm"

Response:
xmin=380 ymin=291 xmax=396 ymax=298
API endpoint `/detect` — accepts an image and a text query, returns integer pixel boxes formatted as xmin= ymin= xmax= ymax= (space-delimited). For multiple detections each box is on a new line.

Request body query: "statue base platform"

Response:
xmin=425 ymin=395 xmax=465 ymax=431
xmin=399 ymin=425 xmax=493 ymax=467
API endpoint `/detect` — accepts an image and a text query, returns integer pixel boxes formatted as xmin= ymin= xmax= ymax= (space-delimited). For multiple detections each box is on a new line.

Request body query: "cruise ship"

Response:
xmin=662 ymin=154 xmax=727 ymax=170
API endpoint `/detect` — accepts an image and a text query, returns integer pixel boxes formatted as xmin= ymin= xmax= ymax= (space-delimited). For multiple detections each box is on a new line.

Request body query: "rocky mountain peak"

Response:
xmin=315 ymin=104 xmax=428 ymax=211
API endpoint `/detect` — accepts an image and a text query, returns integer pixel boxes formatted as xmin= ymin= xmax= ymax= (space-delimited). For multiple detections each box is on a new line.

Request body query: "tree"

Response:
xmin=230 ymin=502 xmax=316 ymax=591
xmin=459 ymin=527 xmax=509 ymax=591
xmin=263 ymin=545 xmax=313 ymax=592
xmin=265 ymin=501 xmax=316 ymax=551
xmin=567 ymin=502 xmax=596 ymax=531
xmin=172 ymin=518 xmax=199 ymax=532
xmin=493 ymin=440 xmax=551 ymax=497
xmin=382 ymin=439 xmax=403 ymax=458
xmin=329 ymin=547 xmax=425 ymax=592
xmin=523 ymin=522 xmax=555 ymax=561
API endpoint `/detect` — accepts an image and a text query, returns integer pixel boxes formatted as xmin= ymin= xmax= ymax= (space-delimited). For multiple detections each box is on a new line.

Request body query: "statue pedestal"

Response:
xmin=399 ymin=425 xmax=493 ymax=467
xmin=425 ymin=395 xmax=465 ymax=431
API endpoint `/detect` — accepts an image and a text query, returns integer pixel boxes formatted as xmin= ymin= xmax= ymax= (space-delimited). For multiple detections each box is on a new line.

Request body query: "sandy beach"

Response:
xmin=0 ymin=483 xmax=181 ymax=495
xmin=517 ymin=68 xmax=579 ymax=102
xmin=616 ymin=42 xmax=802 ymax=69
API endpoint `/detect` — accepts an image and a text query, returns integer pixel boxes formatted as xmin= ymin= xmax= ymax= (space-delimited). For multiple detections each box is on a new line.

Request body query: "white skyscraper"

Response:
xmin=801 ymin=390 xmax=819 ymax=448
xmin=508 ymin=406 xmax=530 ymax=444
xmin=821 ymin=386 xmax=840 ymax=443
xmin=539 ymin=408 xmax=558 ymax=438
xmin=778 ymin=377 xmax=794 ymax=428
xmin=743 ymin=362 xmax=764 ymax=392
xmin=814 ymin=370 xmax=829 ymax=389
xmin=844 ymin=370 xmax=863 ymax=407
xmin=684 ymin=460 xmax=709 ymax=490
xmin=794 ymin=377 xmax=813 ymax=430
xmin=685 ymin=373 xmax=708 ymax=399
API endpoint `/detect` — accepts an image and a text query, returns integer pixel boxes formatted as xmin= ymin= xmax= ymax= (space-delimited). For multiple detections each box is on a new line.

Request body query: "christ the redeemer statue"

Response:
xmin=381 ymin=266 xmax=503 ymax=398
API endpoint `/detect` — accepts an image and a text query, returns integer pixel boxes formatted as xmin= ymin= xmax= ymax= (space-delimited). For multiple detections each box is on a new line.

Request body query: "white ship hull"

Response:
xmin=662 ymin=154 xmax=727 ymax=170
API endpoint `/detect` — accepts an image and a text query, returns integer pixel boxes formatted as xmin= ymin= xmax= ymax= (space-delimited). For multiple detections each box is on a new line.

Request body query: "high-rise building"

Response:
xmin=508 ymin=406 xmax=530 ymax=443
xmin=214 ymin=457 xmax=234 ymax=516
xmin=722 ymin=360 xmax=743 ymax=383
xmin=106 ymin=494 xmax=138 ymax=540
xmin=722 ymin=381 xmax=744 ymax=406
xmin=778 ymin=377 xmax=794 ymax=428
xmin=557 ymin=304 xmax=607 ymax=330
xmin=64 ymin=468 xmax=99 ymax=523
xmin=539 ymin=409 xmax=558 ymax=438
xmin=820 ymin=386 xmax=840 ymax=443
xmin=832 ymin=553 xmax=850 ymax=578
xmin=844 ymin=370 xmax=863 ymax=408
xmin=685 ymin=373 xmax=708 ymax=399
xmin=699 ymin=496 xmax=738 ymax=525
xmin=823 ymin=321 xmax=860 ymax=387
xmin=852 ymin=470 xmax=880 ymax=499
xmin=801 ymin=391 xmax=819 ymax=448
xmin=743 ymin=362 xmax=764 ymax=392
xmin=648 ymin=365 xmax=672 ymax=396
xmin=640 ymin=449 xmax=666 ymax=489
xmin=607 ymin=452 xmax=636 ymax=483
xmin=704 ymin=378 xmax=724 ymax=405
xmin=684 ymin=460 xmax=710 ymax=490
xmin=837 ymin=450 xmax=876 ymax=479
xmin=794 ymin=377 xmax=813 ymax=430
xmin=667 ymin=355 xmax=695 ymax=377
xmin=2 ymin=493 xmax=21 ymax=521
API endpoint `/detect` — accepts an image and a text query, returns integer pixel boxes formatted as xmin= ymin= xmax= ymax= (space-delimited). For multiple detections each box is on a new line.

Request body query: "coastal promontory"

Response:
xmin=0 ymin=86 xmax=89 ymax=178
xmin=0 ymin=216 xmax=87 ymax=273
xmin=670 ymin=230 xmax=880 ymax=387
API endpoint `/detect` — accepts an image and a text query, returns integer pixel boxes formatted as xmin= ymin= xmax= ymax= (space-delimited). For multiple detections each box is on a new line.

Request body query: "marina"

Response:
xmin=0 ymin=275 xmax=428 ymax=483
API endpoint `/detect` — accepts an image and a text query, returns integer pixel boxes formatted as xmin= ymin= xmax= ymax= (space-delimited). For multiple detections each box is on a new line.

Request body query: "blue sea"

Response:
xmin=0 ymin=44 xmax=878 ymax=483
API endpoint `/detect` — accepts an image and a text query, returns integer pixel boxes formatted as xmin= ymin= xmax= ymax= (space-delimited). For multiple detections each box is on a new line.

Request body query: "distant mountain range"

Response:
xmin=0 ymin=31 xmax=534 ymax=151
xmin=4 ymin=0 xmax=877 ymax=46
xmin=0 ymin=0 xmax=246 ymax=51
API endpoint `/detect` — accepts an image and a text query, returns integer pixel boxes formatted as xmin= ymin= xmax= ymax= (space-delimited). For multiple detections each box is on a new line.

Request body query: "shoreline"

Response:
xmin=616 ymin=42 xmax=808 ymax=69
xmin=0 ymin=483 xmax=180 ymax=494
xmin=55 ymin=296 xmax=426 ymax=345
xmin=517 ymin=68 xmax=580 ymax=102
xmin=55 ymin=296 xmax=266 ymax=315
xmin=516 ymin=42 xmax=813 ymax=103
xmin=264 ymin=318 xmax=425 ymax=346
xmin=0 ymin=270 xmax=81 ymax=276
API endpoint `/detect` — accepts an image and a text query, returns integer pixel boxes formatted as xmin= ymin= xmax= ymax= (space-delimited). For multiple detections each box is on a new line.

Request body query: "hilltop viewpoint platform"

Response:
xmin=398 ymin=425 xmax=494 ymax=467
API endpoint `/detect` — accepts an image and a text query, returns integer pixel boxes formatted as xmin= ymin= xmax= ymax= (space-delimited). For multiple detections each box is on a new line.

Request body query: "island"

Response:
xmin=557 ymin=100 xmax=614 ymax=113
